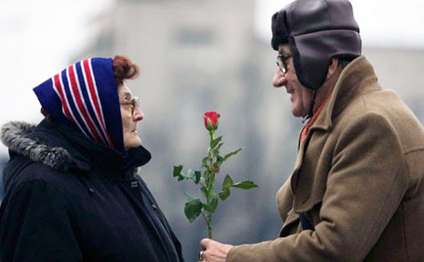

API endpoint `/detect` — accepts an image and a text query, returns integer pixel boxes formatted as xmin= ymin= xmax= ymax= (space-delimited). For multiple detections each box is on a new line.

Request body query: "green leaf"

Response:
xmin=186 ymin=169 xmax=195 ymax=179
xmin=222 ymin=148 xmax=242 ymax=163
xmin=201 ymin=186 xmax=208 ymax=198
xmin=218 ymin=175 xmax=234 ymax=201
xmin=232 ymin=180 xmax=258 ymax=190
xmin=173 ymin=165 xmax=185 ymax=181
xmin=184 ymin=198 xmax=203 ymax=223
xmin=222 ymin=175 xmax=233 ymax=190
xmin=199 ymin=176 xmax=206 ymax=186
xmin=204 ymin=194 xmax=219 ymax=213
xmin=202 ymin=157 xmax=209 ymax=168
xmin=184 ymin=192 xmax=196 ymax=201
xmin=216 ymin=142 xmax=224 ymax=151
xmin=173 ymin=165 xmax=183 ymax=177
xmin=193 ymin=171 xmax=201 ymax=184
xmin=219 ymin=189 xmax=231 ymax=201
xmin=211 ymin=136 xmax=223 ymax=149
xmin=212 ymin=143 xmax=224 ymax=156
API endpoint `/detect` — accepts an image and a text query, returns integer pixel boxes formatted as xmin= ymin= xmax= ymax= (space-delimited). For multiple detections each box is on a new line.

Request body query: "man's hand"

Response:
xmin=200 ymin=238 xmax=234 ymax=262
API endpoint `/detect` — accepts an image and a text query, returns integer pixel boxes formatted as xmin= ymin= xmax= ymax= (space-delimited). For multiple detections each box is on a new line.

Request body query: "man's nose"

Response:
xmin=272 ymin=66 xmax=287 ymax=88
xmin=133 ymin=108 xmax=144 ymax=121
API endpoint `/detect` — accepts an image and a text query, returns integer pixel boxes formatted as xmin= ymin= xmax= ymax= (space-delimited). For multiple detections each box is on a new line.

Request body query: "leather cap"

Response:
xmin=271 ymin=0 xmax=362 ymax=90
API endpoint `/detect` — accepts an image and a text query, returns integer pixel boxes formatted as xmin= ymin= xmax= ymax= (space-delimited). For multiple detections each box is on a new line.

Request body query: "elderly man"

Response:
xmin=0 ymin=56 xmax=184 ymax=261
xmin=200 ymin=0 xmax=424 ymax=261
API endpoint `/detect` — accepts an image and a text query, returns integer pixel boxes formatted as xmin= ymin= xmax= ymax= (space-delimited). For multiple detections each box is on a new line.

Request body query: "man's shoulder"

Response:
xmin=336 ymin=89 xmax=424 ymax=152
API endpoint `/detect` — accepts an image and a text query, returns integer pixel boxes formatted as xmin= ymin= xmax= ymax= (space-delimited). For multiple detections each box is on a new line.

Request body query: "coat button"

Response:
xmin=130 ymin=180 xmax=139 ymax=188
xmin=151 ymin=204 xmax=158 ymax=210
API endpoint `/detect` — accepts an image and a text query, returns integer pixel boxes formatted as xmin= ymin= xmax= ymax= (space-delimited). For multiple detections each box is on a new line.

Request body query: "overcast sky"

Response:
xmin=1 ymin=0 xmax=423 ymax=155
xmin=255 ymin=0 xmax=424 ymax=48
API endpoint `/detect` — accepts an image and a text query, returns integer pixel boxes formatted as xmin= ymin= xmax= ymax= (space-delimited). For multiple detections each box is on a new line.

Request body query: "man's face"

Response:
xmin=272 ymin=44 xmax=313 ymax=118
xmin=118 ymin=83 xmax=144 ymax=150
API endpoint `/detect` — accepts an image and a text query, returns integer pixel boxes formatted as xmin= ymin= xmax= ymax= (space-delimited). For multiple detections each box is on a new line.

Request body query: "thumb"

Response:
xmin=200 ymin=238 xmax=213 ymax=249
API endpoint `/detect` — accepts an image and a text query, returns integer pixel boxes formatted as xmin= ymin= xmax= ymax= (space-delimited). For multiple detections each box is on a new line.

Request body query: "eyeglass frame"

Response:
xmin=276 ymin=53 xmax=293 ymax=75
xmin=120 ymin=96 xmax=140 ymax=114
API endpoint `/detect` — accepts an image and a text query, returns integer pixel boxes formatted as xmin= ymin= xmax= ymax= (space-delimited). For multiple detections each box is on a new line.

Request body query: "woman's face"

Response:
xmin=118 ymin=83 xmax=144 ymax=150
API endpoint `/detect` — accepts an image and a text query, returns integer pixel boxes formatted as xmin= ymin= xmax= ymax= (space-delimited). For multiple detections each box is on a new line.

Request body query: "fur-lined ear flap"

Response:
xmin=1 ymin=121 xmax=74 ymax=171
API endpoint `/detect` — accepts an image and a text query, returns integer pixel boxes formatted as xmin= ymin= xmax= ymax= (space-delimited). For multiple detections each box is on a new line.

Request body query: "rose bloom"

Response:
xmin=203 ymin=112 xmax=220 ymax=131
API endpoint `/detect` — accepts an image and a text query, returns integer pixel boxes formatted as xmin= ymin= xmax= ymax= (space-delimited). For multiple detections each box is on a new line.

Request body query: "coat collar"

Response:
xmin=310 ymin=56 xmax=380 ymax=133
xmin=1 ymin=121 xmax=78 ymax=171
xmin=1 ymin=120 xmax=151 ymax=174
xmin=289 ymin=56 xmax=381 ymax=202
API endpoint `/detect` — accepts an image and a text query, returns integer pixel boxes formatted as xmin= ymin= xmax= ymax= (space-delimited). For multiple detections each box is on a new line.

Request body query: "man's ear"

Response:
xmin=326 ymin=58 xmax=339 ymax=80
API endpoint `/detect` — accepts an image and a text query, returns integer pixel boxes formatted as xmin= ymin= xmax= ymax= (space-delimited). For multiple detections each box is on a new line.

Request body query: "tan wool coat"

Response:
xmin=228 ymin=57 xmax=424 ymax=262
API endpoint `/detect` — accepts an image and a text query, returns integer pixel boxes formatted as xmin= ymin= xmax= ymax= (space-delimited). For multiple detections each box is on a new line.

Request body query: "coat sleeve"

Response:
xmin=0 ymin=179 xmax=82 ymax=262
xmin=227 ymin=113 xmax=409 ymax=262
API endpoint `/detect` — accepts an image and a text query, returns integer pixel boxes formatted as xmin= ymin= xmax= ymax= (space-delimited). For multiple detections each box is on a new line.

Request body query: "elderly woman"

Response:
xmin=0 ymin=56 xmax=184 ymax=262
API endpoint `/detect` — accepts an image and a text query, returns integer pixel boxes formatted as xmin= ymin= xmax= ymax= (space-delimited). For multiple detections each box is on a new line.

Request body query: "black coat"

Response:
xmin=0 ymin=120 xmax=184 ymax=262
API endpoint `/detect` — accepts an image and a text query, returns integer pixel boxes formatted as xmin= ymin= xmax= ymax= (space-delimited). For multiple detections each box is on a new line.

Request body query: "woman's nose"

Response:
xmin=133 ymin=108 xmax=144 ymax=122
xmin=272 ymin=66 xmax=287 ymax=88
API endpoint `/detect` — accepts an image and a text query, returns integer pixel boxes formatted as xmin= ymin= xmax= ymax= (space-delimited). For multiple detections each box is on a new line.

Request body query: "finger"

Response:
xmin=199 ymin=250 xmax=206 ymax=261
xmin=200 ymin=238 xmax=212 ymax=249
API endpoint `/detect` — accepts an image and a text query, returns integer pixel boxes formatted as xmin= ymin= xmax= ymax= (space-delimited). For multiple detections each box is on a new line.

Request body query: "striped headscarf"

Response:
xmin=33 ymin=57 xmax=124 ymax=153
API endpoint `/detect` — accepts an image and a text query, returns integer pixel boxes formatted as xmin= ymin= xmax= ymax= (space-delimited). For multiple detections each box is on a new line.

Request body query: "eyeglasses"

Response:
xmin=120 ymin=96 xmax=140 ymax=114
xmin=276 ymin=54 xmax=292 ymax=75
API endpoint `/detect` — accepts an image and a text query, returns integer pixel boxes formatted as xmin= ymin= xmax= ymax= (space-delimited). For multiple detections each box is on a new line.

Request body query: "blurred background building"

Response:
xmin=1 ymin=0 xmax=423 ymax=260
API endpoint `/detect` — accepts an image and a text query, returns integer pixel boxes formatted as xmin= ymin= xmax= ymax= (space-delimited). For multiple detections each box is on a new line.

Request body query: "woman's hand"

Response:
xmin=200 ymin=238 xmax=233 ymax=262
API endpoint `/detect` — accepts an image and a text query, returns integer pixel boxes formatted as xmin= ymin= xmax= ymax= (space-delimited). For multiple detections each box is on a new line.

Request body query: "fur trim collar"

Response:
xmin=1 ymin=121 xmax=75 ymax=171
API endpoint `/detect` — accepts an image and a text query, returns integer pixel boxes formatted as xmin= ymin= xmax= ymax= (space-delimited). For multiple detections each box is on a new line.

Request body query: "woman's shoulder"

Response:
xmin=3 ymin=154 xmax=85 ymax=201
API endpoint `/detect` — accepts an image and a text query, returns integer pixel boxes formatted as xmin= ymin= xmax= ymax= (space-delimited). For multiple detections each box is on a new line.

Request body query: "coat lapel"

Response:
xmin=289 ymin=56 xmax=380 ymax=207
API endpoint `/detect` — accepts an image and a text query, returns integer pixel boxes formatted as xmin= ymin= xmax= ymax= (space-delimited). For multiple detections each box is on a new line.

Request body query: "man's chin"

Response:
xmin=291 ymin=109 xmax=302 ymax=118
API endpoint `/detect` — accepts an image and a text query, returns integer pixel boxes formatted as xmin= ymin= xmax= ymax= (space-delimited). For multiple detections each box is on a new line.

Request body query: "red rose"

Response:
xmin=203 ymin=112 xmax=220 ymax=131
